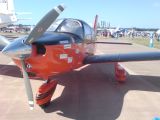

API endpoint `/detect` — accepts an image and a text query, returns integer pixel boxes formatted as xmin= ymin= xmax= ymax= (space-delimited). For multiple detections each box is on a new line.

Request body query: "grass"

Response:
xmin=127 ymin=37 xmax=160 ymax=49
xmin=97 ymin=36 xmax=160 ymax=49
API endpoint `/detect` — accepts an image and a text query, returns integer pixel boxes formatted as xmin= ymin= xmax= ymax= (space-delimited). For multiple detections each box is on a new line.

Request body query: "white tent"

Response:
xmin=156 ymin=29 xmax=160 ymax=34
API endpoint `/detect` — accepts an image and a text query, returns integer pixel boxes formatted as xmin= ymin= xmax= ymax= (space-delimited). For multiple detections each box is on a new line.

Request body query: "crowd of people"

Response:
xmin=97 ymin=29 xmax=160 ymax=41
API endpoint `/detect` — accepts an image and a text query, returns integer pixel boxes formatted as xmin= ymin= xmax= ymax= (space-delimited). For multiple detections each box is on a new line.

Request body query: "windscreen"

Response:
xmin=56 ymin=19 xmax=83 ymax=38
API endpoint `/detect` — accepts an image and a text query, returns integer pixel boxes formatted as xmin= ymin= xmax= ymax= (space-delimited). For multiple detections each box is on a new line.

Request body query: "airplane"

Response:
xmin=107 ymin=27 xmax=126 ymax=38
xmin=1 ymin=4 xmax=160 ymax=110
xmin=0 ymin=0 xmax=31 ymax=28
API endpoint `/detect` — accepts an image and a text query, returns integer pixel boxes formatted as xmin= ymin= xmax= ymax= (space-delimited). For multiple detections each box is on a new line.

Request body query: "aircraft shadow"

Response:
xmin=95 ymin=41 xmax=132 ymax=45
xmin=0 ymin=64 xmax=23 ymax=78
xmin=0 ymin=64 xmax=44 ymax=81
xmin=1 ymin=63 xmax=160 ymax=120
xmin=43 ymin=63 xmax=160 ymax=120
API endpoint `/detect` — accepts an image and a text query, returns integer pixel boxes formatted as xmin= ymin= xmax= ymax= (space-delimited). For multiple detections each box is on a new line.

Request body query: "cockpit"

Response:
xmin=47 ymin=19 xmax=84 ymax=38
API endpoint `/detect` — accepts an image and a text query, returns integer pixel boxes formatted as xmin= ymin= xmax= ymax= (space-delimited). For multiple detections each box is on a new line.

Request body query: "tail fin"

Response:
xmin=7 ymin=0 xmax=15 ymax=12
xmin=93 ymin=15 xmax=98 ymax=34
xmin=0 ymin=0 xmax=15 ymax=14
xmin=115 ymin=27 xmax=120 ymax=32
xmin=0 ymin=0 xmax=8 ymax=14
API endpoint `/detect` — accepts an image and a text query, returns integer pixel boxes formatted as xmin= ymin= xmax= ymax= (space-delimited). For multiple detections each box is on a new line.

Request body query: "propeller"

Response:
xmin=20 ymin=59 xmax=34 ymax=110
xmin=24 ymin=4 xmax=65 ymax=45
xmin=1 ymin=4 xmax=65 ymax=109
xmin=0 ymin=35 xmax=10 ymax=50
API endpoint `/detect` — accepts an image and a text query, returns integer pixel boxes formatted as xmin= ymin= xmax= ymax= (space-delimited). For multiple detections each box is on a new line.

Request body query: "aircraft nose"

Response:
xmin=1 ymin=42 xmax=21 ymax=58
xmin=1 ymin=38 xmax=32 ymax=59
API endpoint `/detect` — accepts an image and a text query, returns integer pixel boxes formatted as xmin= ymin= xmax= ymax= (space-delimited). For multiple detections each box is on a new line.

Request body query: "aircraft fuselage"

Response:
xmin=13 ymin=32 xmax=96 ymax=80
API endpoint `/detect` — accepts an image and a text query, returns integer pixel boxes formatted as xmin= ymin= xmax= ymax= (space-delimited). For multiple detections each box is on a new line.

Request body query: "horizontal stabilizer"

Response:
xmin=17 ymin=18 xmax=32 ymax=20
xmin=16 ymin=12 xmax=32 ymax=15
xmin=83 ymin=52 xmax=160 ymax=64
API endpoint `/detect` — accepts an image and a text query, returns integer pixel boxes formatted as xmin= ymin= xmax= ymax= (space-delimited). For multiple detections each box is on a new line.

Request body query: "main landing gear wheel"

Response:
xmin=39 ymin=101 xmax=51 ymax=108
xmin=36 ymin=79 xmax=58 ymax=108
xmin=114 ymin=63 xmax=127 ymax=83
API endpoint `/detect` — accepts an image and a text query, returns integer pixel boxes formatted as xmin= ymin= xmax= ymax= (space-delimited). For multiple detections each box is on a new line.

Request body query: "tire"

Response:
xmin=39 ymin=101 xmax=50 ymax=109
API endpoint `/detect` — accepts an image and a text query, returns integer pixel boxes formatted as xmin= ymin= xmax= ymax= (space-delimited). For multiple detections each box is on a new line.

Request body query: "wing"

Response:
xmin=83 ymin=52 xmax=160 ymax=64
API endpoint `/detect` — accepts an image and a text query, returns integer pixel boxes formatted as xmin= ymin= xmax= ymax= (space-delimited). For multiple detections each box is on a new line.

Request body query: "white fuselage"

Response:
xmin=0 ymin=0 xmax=17 ymax=28
xmin=0 ymin=13 xmax=17 ymax=28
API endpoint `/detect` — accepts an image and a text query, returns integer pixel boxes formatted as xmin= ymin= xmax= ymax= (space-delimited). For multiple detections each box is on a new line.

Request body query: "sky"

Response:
xmin=14 ymin=0 xmax=160 ymax=28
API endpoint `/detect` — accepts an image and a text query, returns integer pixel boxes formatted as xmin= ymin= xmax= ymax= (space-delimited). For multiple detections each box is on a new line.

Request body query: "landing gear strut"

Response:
xmin=36 ymin=79 xmax=57 ymax=108
xmin=114 ymin=63 xmax=127 ymax=83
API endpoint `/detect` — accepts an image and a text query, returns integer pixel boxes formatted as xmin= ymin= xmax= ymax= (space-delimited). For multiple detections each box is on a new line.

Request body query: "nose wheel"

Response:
xmin=114 ymin=63 xmax=127 ymax=83
xmin=36 ymin=79 xmax=57 ymax=108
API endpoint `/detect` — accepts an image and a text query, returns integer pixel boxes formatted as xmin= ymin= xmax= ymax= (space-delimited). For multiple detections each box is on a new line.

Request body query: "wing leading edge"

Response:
xmin=83 ymin=52 xmax=160 ymax=64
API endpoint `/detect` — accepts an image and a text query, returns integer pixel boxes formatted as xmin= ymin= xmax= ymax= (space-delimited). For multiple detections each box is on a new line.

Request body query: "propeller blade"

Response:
xmin=0 ymin=35 xmax=10 ymax=50
xmin=20 ymin=59 xmax=34 ymax=110
xmin=24 ymin=4 xmax=65 ymax=45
